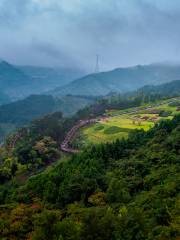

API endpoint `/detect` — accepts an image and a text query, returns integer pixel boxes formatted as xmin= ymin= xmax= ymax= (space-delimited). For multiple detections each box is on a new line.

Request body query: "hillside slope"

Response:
xmin=0 ymin=95 xmax=55 ymax=125
xmin=50 ymin=64 xmax=180 ymax=97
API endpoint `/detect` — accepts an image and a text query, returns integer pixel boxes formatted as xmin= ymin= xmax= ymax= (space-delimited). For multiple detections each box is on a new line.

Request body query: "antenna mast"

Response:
xmin=94 ymin=54 xmax=100 ymax=73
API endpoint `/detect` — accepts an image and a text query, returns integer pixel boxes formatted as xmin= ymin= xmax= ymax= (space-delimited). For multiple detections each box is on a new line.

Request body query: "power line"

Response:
xmin=94 ymin=54 xmax=100 ymax=73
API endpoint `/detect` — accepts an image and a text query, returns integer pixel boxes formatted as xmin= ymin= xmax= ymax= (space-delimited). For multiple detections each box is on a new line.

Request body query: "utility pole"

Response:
xmin=94 ymin=54 xmax=100 ymax=73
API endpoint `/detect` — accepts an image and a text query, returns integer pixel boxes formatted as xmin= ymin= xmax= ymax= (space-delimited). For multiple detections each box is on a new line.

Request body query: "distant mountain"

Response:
xmin=0 ymin=60 xmax=85 ymax=101
xmin=0 ymin=61 xmax=33 ymax=99
xmin=50 ymin=64 xmax=180 ymax=97
xmin=0 ymin=91 xmax=10 ymax=106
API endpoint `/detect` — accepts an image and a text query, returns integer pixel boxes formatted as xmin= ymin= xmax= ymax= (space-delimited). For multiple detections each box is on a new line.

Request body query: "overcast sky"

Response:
xmin=0 ymin=0 xmax=180 ymax=71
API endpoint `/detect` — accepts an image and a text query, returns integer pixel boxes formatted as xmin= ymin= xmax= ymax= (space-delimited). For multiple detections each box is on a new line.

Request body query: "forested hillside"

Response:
xmin=0 ymin=95 xmax=55 ymax=125
xmin=0 ymin=115 xmax=179 ymax=239
xmin=0 ymin=94 xmax=95 ymax=142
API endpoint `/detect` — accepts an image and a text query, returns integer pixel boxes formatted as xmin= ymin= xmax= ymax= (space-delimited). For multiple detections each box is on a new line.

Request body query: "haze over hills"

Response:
xmin=1 ymin=59 xmax=180 ymax=105
xmin=50 ymin=63 xmax=180 ymax=97
xmin=0 ymin=91 xmax=10 ymax=105
xmin=0 ymin=94 xmax=96 ymax=142
xmin=19 ymin=65 xmax=86 ymax=92
xmin=0 ymin=94 xmax=95 ymax=125
xmin=0 ymin=60 xmax=85 ymax=104
xmin=0 ymin=61 xmax=32 ymax=100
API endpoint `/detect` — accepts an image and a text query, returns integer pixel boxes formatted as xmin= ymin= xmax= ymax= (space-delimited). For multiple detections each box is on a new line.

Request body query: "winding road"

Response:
xmin=60 ymin=119 xmax=97 ymax=153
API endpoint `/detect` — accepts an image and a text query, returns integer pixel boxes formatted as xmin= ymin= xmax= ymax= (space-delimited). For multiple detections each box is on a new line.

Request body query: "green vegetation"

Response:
xmin=0 ymin=111 xmax=75 ymax=183
xmin=137 ymin=80 xmax=180 ymax=98
xmin=104 ymin=126 xmax=128 ymax=134
xmin=0 ymin=115 xmax=179 ymax=239
xmin=81 ymin=115 xmax=152 ymax=144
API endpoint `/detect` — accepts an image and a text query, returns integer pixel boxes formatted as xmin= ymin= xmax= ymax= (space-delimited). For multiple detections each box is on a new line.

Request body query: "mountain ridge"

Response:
xmin=50 ymin=64 xmax=180 ymax=97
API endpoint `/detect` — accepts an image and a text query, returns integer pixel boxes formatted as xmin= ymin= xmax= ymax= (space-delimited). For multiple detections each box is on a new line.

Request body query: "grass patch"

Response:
xmin=104 ymin=126 xmax=130 ymax=135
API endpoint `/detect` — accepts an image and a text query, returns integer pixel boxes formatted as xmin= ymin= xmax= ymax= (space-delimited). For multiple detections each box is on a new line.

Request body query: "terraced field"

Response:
xmin=81 ymin=115 xmax=153 ymax=144
xmin=75 ymin=98 xmax=180 ymax=146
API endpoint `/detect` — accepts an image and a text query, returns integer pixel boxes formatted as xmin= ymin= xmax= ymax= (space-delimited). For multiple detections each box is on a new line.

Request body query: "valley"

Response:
xmin=1 ymin=2 xmax=180 ymax=239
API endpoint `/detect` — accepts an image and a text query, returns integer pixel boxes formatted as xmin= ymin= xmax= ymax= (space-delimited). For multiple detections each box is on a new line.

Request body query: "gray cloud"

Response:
xmin=0 ymin=0 xmax=180 ymax=71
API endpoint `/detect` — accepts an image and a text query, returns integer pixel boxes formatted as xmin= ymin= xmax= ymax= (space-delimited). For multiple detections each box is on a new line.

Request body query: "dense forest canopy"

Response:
xmin=0 ymin=114 xmax=179 ymax=239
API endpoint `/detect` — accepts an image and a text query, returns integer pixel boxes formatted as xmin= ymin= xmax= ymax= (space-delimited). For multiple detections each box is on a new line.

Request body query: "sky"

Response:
xmin=0 ymin=0 xmax=180 ymax=71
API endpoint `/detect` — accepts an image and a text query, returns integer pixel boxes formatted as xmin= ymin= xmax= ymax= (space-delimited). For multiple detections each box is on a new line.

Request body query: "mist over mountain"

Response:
xmin=0 ymin=61 xmax=32 ymax=99
xmin=0 ymin=91 xmax=10 ymax=105
xmin=50 ymin=63 xmax=180 ymax=97
xmin=0 ymin=60 xmax=85 ymax=102
xmin=0 ymin=94 xmax=95 ymax=125
xmin=19 ymin=65 xmax=86 ymax=91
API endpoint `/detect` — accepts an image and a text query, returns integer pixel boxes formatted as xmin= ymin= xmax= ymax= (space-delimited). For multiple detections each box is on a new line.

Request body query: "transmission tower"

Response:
xmin=94 ymin=54 xmax=100 ymax=73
